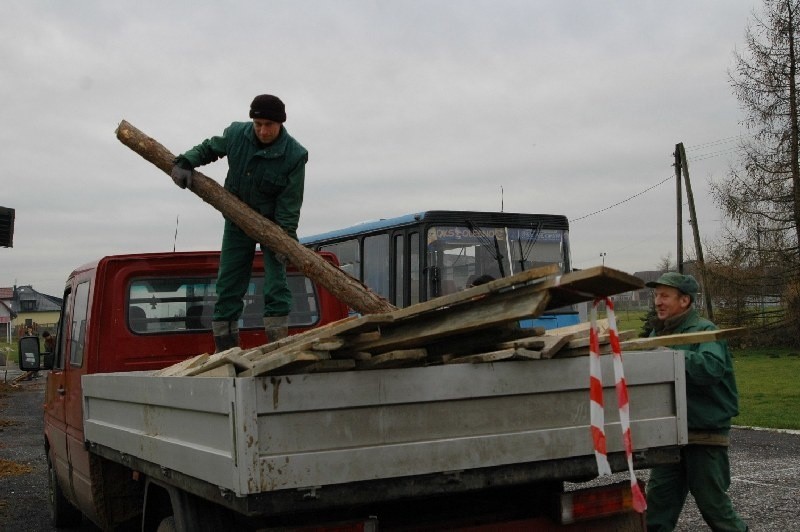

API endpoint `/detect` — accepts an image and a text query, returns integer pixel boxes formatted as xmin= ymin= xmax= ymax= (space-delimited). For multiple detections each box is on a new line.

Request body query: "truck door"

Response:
xmin=44 ymin=286 xmax=73 ymax=496
xmin=61 ymin=281 xmax=94 ymax=512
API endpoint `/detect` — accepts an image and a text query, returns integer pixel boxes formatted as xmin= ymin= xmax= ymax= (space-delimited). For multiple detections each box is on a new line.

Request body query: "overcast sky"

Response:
xmin=1 ymin=1 xmax=760 ymax=297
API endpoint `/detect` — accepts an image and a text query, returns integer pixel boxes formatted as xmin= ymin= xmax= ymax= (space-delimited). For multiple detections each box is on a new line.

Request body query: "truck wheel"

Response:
xmin=48 ymin=457 xmax=83 ymax=527
xmin=156 ymin=516 xmax=177 ymax=532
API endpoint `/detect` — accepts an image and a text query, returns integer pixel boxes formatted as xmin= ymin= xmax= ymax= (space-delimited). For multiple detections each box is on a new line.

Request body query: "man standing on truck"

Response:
xmin=170 ymin=94 xmax=308 ymax=351
xmin=644 ymin=272 xmax=747 ymax=532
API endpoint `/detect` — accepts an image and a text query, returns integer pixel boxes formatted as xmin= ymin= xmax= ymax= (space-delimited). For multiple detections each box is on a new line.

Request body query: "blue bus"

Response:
xmin=301 ymin=210 xmax=580 ymax=328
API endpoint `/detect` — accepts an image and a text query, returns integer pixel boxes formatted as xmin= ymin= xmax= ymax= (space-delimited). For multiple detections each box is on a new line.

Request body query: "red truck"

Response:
xmin=20 ymin=251 xmax=687 ymax=531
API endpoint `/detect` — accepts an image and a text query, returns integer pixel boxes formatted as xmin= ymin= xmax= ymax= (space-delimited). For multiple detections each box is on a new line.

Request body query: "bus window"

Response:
xmin=364 ymin=234 xmax=390 ymax=299
xmin=394 ymin=234 xmax=404 ymax=307
xmin=409 ymin=232 xmax=420 ymax=305
xmin=321 ymin=239 xmax=360 ymax=279
xmin=426 ymin=225 xmax=567 ymax=297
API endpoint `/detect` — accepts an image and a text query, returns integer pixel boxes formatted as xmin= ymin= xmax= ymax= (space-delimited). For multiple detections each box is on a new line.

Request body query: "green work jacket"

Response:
xmin=651 ymin=309 xmax=739 ymax=433
xmin=177 ymin=122 xmax=308 ymax=239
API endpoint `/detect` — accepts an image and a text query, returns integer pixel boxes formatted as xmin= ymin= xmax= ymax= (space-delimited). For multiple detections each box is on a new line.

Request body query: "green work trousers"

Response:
xmin=646 ymin=444 xmax=747 ymax=532
xmin=213 ymin=220 xmax=291 ymax=322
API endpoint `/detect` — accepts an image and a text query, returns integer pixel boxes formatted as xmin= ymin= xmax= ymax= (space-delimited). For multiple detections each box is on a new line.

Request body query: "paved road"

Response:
xmin=1 ymin=369 xmax=798 ymax=531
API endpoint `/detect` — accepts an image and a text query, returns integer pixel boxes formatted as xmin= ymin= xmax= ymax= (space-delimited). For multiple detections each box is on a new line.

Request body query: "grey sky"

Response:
xmin=1 ymin=1 xmax=759 ymax=297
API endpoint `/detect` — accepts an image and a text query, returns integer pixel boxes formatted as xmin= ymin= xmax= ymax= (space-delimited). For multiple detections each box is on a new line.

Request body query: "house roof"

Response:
xmin=0 ymin=287 xmax=13 ymax=300
xmin=8 ymin=285 xmax=62 ymax=312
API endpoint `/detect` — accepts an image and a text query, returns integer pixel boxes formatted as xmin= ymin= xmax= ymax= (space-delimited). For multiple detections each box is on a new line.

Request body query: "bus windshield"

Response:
xmin=427 ymin=224 xmax=567 ymax=297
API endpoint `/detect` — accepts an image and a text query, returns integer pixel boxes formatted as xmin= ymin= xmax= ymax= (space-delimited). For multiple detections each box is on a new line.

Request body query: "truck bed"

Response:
xmin=82 ymin=350 xmax=686 ymax=514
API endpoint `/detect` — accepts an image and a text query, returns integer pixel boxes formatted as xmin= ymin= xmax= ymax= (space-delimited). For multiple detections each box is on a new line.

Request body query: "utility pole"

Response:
xmin=674 ymin=147 xmax=683 ymax=273
xmin=676 ymin=142 xmax=714 ymax=321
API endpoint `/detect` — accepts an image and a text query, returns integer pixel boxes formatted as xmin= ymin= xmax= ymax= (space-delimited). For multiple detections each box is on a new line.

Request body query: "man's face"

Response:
xmin=653 ymin=285 xmax=691 ymax=320
xmin=253 ymin=119 xmax=281 ymax=144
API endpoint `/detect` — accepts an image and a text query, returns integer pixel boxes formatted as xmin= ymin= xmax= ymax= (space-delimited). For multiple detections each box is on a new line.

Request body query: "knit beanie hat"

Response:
xmin=249 ymin=94 xmax=286 ymax=122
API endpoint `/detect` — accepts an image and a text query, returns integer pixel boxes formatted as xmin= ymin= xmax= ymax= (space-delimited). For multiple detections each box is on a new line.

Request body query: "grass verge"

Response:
xmin=732 ymin=347 xmax=800 ymax=430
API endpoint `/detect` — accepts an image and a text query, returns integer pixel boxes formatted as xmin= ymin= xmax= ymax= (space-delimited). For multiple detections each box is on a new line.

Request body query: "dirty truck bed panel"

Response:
xmin=82 ymin=350 xmax=687 ymax=498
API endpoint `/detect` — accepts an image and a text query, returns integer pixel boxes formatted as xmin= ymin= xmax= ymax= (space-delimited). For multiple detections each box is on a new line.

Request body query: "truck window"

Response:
xmin=127 ymin=274 xmax=320 ymax=334
xmin=54 ymin=288 xmax=72 ymax=370
xmin=70 ymin=282 xmax=90 ymax=367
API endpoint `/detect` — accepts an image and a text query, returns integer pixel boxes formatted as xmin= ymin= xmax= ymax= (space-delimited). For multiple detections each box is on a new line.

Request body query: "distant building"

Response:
xmin=0 ymin=285 xmax=62 ymax=338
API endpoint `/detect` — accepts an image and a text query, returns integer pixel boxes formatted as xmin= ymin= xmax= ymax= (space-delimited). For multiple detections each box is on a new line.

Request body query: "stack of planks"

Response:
xmin=156 ymin=264 xmax=655 ymax=378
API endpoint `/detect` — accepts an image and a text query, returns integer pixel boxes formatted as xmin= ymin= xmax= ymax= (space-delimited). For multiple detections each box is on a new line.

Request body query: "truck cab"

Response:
xmin=41 ymin=251 xmax=348 ymax=529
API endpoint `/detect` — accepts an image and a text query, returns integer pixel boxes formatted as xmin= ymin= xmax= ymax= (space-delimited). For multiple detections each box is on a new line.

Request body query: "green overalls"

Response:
xmin=645 ymin=309 xmax=747 ymax=532
xmin=176 ymin=121 xmax=308 ymax=321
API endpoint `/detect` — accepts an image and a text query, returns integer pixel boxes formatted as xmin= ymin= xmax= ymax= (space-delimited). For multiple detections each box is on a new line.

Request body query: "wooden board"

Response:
xmin=347 ymin=290 xmax=550 ymax=353
xmin=545 ymin=319 xmax=609 ymax=339
xmin=155 ymin=353 xmax=210 ymax=377
xmin=619 ymin=328 xmax=746 ymax=350
xmin=387 ymin=264 xmax=559 ymax=321
xmin=539 ymin=334 xmax=575 ymax=359
xmin=540 ymin=266 xmax=645 ymax=310
xmin=240 ymin=351 xmax=324 ymax=377
xmin=357 ymin=349 xmax=427 ymax=370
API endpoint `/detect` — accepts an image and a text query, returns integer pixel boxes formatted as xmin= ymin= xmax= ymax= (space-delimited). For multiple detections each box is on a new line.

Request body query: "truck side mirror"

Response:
xmin=18 ymin=336 xmax=41 ymax=371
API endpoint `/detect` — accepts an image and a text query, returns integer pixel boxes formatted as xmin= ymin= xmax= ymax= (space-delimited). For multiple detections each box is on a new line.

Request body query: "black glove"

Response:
xmin=170 ymin=165 xmax=193 ymax=189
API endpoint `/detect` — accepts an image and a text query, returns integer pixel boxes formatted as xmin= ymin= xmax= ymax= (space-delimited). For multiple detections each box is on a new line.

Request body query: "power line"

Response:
xmin=685 ymin=135 xmax=742 ymax=151
xmin=571 ymin=175 xmax=673 ymax=222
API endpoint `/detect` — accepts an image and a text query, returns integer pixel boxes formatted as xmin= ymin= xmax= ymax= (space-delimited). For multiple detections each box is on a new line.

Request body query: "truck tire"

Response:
xmin=48 ymin=457 xmax=83 ymax=527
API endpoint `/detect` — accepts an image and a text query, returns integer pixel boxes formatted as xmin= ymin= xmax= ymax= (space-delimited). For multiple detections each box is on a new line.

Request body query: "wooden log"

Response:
xmin=115 ymin=120 xmax=395 ymax=316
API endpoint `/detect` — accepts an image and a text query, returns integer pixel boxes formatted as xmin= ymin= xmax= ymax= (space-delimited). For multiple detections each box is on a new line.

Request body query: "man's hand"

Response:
xmin=275 ymin=253 xmax=289 ymax=266
xmin=170 ymin=165 xmax=193 ymax=189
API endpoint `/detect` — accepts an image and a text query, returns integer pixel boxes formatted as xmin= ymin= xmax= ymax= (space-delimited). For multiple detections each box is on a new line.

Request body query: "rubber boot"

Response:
xmin=264 ymin=316 xmax=289 ymax=343
xmin=212 ymin=321 xmax=239 ymax=353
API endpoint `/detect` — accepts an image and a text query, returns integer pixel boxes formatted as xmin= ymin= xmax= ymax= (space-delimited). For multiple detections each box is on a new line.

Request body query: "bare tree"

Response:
xmin=710 ymin=0 xmax=800 ymax=344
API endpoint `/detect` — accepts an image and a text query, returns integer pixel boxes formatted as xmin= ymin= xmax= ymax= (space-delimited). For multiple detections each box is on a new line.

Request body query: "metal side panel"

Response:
xmin=82 ymin=351 xmax=687 ymax=498
xmin=82 ymin=372 xmax=252 ymax=493
xmin=251 ymin=350 xmax=687 ymax=492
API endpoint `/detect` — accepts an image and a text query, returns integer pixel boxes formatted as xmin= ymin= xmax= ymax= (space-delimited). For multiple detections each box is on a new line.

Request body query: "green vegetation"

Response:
xmin=731 ymin=348 xmax=800 ymax=430
xmin=0 ymin=342 xmax=17 ymax=365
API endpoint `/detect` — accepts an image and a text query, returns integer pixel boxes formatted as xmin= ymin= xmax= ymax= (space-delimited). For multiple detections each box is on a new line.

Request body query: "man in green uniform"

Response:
xmin=170 ymin=94 xmax=308 ymax=352
xmin=644 ymin=272 xmax=747 ymax=532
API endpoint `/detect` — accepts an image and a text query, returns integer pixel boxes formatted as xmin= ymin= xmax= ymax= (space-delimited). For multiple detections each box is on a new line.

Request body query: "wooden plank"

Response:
xmin=357 ymin=349 xmax=427 ymax=370
xmin=496 ymin=336 xmax=547 ymax=350
xmin=540 ymin=334 xmax=575 ymax=359
xmin=387 ymin=264 xmax=559 ymax=322
xmin=566 ymin=330 xmax=638 ymax=349
xmin=545 ymin=319 xmax=609 ymax=338
xmin=181 ymin=348 xmax=252 ymax=377
xmin=243 ymin=313 xmax=394 ymax=362
xmin=540 ymin=266 xmax=645 ymax=310
xmin=347 ymin=289 xmax=550 ymax=353
xmin=423 ymin=323 xmax=526 ymax=362
xmin=195 ymin=363 xmax=237 ymax=378
xmin=284 ymin=359 xmax=357 ymax=374
xmin=444 ymin=349 xmax=516 ymax=364
xmin=155 ymin=353 xmax=210 ymax=377
xmin=512 ymin=348 xmax=543 ymax=360
xmin=619 ymin=328 xmax=746 ymax=351
xmin=240 ymin=351 xmax=323 ymax=377
xmin=311 ymin=338 xmax=345 ymax=351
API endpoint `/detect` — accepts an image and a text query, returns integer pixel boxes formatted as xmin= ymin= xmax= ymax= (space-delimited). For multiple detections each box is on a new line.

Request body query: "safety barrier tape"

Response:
xmin=589 ymin=297 xmax=647 ymax=513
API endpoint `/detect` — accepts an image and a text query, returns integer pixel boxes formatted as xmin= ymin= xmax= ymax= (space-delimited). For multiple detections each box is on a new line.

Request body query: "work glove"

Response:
xmin=170 ymin=165 xmax=193 ymax=189
xmin=275 ymin=252 xmax=289 ymax=266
